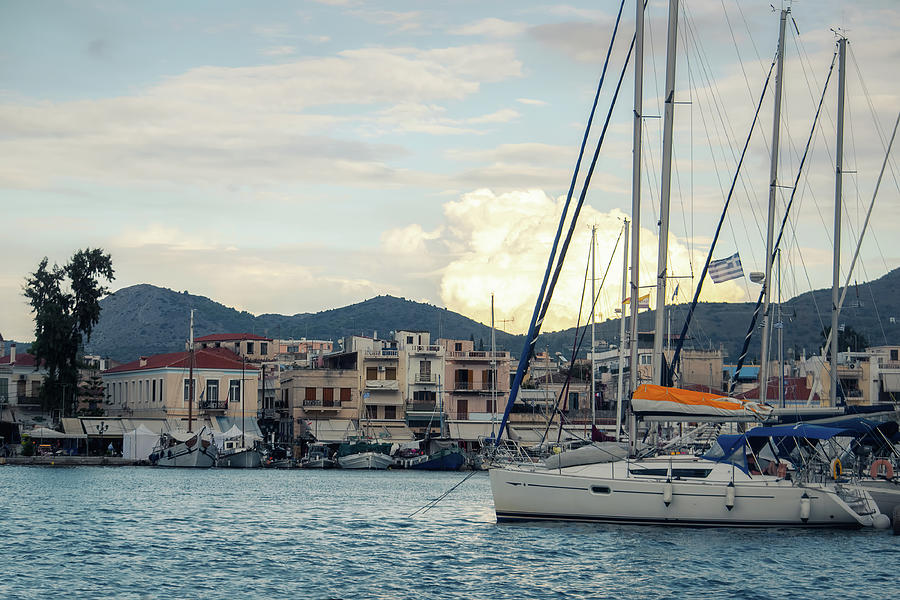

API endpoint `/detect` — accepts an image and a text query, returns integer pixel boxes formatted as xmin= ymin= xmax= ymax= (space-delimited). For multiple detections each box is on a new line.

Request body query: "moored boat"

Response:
xmin=150 ymin=428 xmax=217 ymax=468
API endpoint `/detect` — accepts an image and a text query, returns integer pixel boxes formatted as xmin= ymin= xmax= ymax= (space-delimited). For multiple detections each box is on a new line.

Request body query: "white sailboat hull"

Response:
xmin=216 ymin=447 xmax=262 ymax=468
xmin=338 ymin=451 xmax=394 ymax=470
xmin=490 ymin=457 xmax=876 ymax=528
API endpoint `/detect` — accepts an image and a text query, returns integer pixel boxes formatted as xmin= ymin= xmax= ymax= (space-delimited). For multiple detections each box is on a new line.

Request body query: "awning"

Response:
xmin=882 ymin=372 xmax=900 ymax=392
xmin=81 ymin=418 xmax=126 ymax=437
xmin=446 ymin=421 xmax=497 ymax=441
xmin=366 ymin=424 xmax=415 ymax=442
xmin=305 ymin=418 xmax=358 ymax=443
xmin=632 ymin=384 xmax=773 ymax=421
xmin=122 ymin=419 xmax=169 ymax=434
xmin=62 ymin=418 xmax=85 ymax=435
xmin=214 ymin=416 xmax=263 ymax=438
xmin=508 ymin=427 xmax=546 ymax=443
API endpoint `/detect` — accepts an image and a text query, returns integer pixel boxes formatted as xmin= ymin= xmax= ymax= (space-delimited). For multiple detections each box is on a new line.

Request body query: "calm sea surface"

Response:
xmin=0 ymin=466 xmax=897 ymax=599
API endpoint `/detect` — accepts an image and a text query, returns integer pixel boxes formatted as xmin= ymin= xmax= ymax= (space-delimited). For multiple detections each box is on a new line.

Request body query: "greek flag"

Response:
xmin=708 ymin=252 xmax=743 ymax=283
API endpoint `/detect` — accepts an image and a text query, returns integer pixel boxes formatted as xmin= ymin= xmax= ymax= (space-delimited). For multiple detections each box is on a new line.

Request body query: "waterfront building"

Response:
xmin=102 ymin=346 xmax=259 ymax=433
xmin=0 ymin=344 xmax=45 ymax=408
xmin=397 ymin=330 xmax=445 ymax=437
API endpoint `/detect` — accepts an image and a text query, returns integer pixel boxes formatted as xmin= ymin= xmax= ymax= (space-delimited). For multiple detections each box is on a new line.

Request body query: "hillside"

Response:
xmin=84 ymin=268 xmax=900 ymax=365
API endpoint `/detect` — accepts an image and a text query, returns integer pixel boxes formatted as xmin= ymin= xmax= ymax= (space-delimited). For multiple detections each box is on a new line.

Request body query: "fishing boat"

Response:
xmin=396 ymin=440 xmax=466 ymax=471
xmin=216 ymin=438 xmax=262 ymax=468
xmin=150 ymin=427 xmax=217 ymax=468
xmin=301 ymin=442 xmax=337 ymax=469
xmin=336 ymin=439 xmax=394 ymax=469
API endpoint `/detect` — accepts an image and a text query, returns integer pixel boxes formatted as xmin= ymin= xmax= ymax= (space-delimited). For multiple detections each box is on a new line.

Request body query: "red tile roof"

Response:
xmin=103 ymin=347 xmax=258 ymax=374
xmin=194 ymin=333 xmax=272 ymax=342
xmin=735 ymin=377 xmax=820 ymax=402
xmin=0 ymin=352 xmax=39 ymax=367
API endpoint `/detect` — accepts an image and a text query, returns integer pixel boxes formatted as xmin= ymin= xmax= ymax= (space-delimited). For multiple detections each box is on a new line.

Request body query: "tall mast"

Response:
xmin=778 ymin=249 xmax=784 ymax=407
xmin=830 ymin=35 xmax=847 ymax=406
xmin=760 ymin=7 xmax=789 ymax=405
xmin=590 ymin=225 xmax=597 ymax=431
xmin=491 ymin=294 xmax=497 ymax=435
xmin=652 ymin=0 xmax=679 ymax=385
xmin=617 ymin=218 xmax=629 ymax=441
xmin=241 ymin=346 xmax=246 ymax=448
xmin=628 ymin=0 xmax=645 ymax=393
xmin=188 ymin=309 xmax=194 ymax=433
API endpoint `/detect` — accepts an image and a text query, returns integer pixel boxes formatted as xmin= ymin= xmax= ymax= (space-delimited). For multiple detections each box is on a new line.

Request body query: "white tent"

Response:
xmin=122 ymin=425 xmax=157 ymax=461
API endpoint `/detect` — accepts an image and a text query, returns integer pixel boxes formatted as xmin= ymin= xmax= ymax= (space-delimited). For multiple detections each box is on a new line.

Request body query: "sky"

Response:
xmin=2 ymin=0 xmax=900 ymax=344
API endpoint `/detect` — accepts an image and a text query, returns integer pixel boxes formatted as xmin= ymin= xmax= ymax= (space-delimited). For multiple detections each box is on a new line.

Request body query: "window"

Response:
xmin=482 ymin=369 xmax=495 ymax=390
xmin=420 ymin=361 xmax=431 ymax=377
xmin=640 ymin=354 xmax=652 ymax=365
xmin=340 ymin=388 xmax=351 ymax=403
xmin=323 ymin=388 xmax=334 ymax=407
xmin=455 ymin=342 xmax=463 ymax=352
xmin=183 ymin=378 xmax=197 ymax=402
xmin=215 ymin=342 xmax=221 ymax=348
xmin=385 ymin=367 xmax=397 ymax=380
xmin=590 ymin=486 xmax=612 ymax=495
xmin=305 ymin=387 xmax=316 ymax=401
xmin=407 ymin=336 xmax=414 ymax=344
xmin=366 ymin=367 xmax=378 ymax=380
xmin=456 ymin=399 xmax=468 ymax=420
xmin=366 ymin=405 xmax=378 ymax=420
xmin=206 ymin=380 xmax=219 ymax=403
xmin=413 ymin=390 xmax=436 ymax=403
xmin=261 ymin=342 xmax=268 ymax=355
xmin=246 ymin=342 xmax=255 ymax=354
xmin=455 ymin=369 xmax=471 ymax=390
xmin=892 ymin=349 xmax=899 ymax=362
xmin=152 ymin=379 xmax=156 ymax=403
xmin=384 ymin=405 xmax=396 ymax=419
xmin=569 ymin=392 xmax=579 ymax=411
xmin=160 ymin=378 xmax=165 ymax=404
xmin=0 ymin=378 xmax=8 ymax=403
xmin=229 ymin=379 xmax=241 ymax=403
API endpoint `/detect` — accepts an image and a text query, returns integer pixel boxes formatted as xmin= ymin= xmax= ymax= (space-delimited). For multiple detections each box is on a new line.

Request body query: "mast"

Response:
xmin=590 ymin=225 xmax=597 ymax=431
xmin=628 ymin=0 xmax=645 ymax=393
xmin=760 ymin=7 xmax=789 ymax=405
xmin=617 ymin=218 xmax=629 ymax=441
xmin=652 ymin=0 xmax=679 ymax=385
xmin=241 ymin=347 xmax=246 ymax=448
xmin=188 ymin=309 xmax=194 ymax=434
xmin=777 ymin=249 xmax=784 ymax=407
xmin=830 ymin=35 xmax=847 ymax=406
xmin=491 ymin=294 xmax=497 ymax=435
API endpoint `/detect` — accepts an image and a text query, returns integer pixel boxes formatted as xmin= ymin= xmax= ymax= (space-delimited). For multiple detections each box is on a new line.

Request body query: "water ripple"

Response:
xmin=1 ymin=467 xmax=898 ymax=598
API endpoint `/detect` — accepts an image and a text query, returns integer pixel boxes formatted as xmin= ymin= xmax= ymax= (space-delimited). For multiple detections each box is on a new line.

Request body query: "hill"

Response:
xmin=85 ymin=268 xmax=900 ymax=365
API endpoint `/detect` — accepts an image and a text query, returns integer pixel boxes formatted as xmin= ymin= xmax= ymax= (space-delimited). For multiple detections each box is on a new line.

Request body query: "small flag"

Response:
xmin=623 ymin=294 xmax=651 ymax=310
xmin=672 ymin=283 xmax=680 ymax=301
xmin=708 ymin=252 xmax=744 ymax=283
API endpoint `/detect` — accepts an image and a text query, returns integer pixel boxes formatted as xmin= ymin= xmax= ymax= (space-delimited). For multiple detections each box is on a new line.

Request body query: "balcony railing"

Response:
xmin=302 ymin=399 xmax=340 ymax=409
xmin=414 ymin=373 xmax=437 ymax=384
xmin=365 ymin=349 xmax=399 ymax=358
xmin=453 ymin=382 xmax=503 ymax=393
xmin=199 ymin=400 xmax=228 ymax=410
xmin=446 ymin=351 xmax=509 ymax=360
xmin=365 ymin=379 xmax=399 ymax=391
xmin=409 ymin=345 xmax=442 ymax=354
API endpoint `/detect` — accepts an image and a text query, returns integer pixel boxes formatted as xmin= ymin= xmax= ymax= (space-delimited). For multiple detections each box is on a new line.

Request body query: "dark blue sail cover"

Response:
xmin=701 ymin=434 xmax=749 ymax=474
xmin=743 ymin=424 xmax=854 ymax=440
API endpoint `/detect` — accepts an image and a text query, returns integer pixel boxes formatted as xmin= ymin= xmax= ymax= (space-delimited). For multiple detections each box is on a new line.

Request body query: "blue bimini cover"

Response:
xmin=701 ymin=433 xmax=749 ymax=474
xmin=744 ymin=424 xmax=853 ymax=440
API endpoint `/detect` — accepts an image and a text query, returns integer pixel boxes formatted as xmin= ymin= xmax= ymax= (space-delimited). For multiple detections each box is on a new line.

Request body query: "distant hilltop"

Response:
xmin=84 ymin=268 xmax=900 ymax=364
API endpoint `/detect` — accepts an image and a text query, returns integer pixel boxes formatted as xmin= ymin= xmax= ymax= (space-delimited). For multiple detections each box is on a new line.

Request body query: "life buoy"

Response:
xmin=777 ymin=463 xmax=788 ymax=479
xmin=830 ymin=458 xmax=842 ymax=480
xmin=870 ymin=459 xmax=895 ymax=480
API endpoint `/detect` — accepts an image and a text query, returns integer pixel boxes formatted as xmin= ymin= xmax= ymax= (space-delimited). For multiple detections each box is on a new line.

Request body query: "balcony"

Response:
xmin=409 ymin=345 xmax=442 ymax=354
xmin=414 ymin=373 xmax=438 ymax=384
xmin=302 ymin=399 xmax=341 ymax=411
xmin=446 ymin=351 xmax=509 ymax=361
xmin=365 ymin=379 xmax=399 ymax=391
xmin=199 ymin=400 xmax=228 ymax=411
xmin=365 ymin=349 xmax=399 ymax=359
xmin=452 ymin=381 xmax=503 ymax=393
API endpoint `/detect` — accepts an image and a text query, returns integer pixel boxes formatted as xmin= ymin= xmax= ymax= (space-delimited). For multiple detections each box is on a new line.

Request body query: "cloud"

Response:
xmin=261 ymin=45 xmax=298 ymax=57
xmin=429 ymin=189 xmax=745 ymax=334
xmin=0 ymin=44 xmax=523 ymax=190
xmin=451 ymin=18 xmax=528 ymax=39
xmin=517 ymin=98 xmax=548 ymax=106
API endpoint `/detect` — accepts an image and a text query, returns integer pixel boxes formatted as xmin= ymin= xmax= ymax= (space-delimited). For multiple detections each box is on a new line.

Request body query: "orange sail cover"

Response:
xmin=631 ymin=384 xmax=772 ymax=420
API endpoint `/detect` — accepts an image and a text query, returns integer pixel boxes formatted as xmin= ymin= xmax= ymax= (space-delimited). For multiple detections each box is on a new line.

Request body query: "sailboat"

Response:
xmin=150 ymin=310 xmax=217 ymax=468
xmin=488 ymin=1 xmax=889 ymax=528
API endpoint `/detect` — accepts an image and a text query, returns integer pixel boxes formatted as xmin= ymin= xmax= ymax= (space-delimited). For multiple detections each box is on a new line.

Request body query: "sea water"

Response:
xmin=0 ymin=466 xmax=897 ymax=599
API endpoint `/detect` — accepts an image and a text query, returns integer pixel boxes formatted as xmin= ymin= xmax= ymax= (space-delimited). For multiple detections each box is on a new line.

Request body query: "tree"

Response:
xmin=821 ymin=325 xmax=869 ymax=355
xmin=24 ymin=249 xmax=114 ymax=417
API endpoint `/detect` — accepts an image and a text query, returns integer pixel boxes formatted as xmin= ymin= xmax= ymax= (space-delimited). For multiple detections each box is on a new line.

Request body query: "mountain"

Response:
xmin=86 ymin=268 xmax=900 ymax=365
xmin=85 ymin=284 xmax=521 ymax=362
